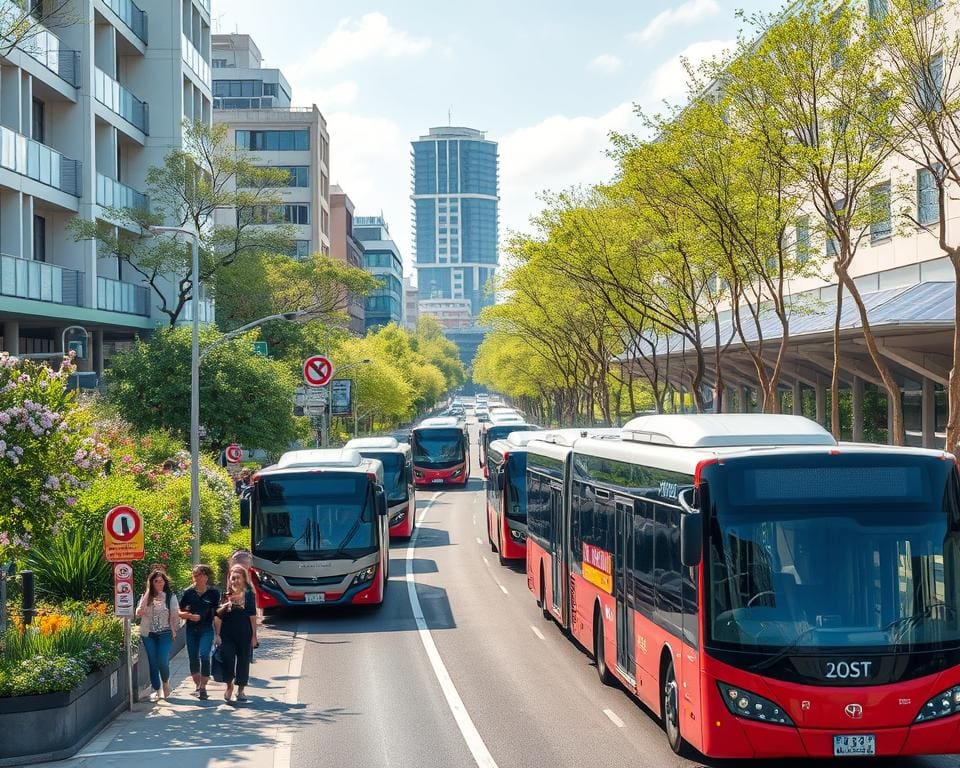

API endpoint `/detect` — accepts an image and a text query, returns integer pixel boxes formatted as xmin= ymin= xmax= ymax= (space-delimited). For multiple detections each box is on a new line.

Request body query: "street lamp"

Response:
xmin=324 ymin=358 xmax=370 ymax=447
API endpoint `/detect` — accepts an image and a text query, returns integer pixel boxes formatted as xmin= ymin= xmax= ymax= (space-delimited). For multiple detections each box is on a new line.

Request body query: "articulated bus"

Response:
xmin=479 ymin=416 xmax=534 ymax=479
xmin=526 ymin=414 xmax=960 ymax=759
xmin=410 ymin=417 xmax=470 ymax=487
xmin=345 ymin=437 xmax=416 ymax=539
xmin=240 ymin=449 xmax=391 ymax=609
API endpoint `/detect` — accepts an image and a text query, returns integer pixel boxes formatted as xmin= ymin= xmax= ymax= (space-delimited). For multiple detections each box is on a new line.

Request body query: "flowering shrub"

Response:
xmin=0 ymin=354 xmax=108 ymax=560
xmin=0 ymin=655 xmax=88 ymax=697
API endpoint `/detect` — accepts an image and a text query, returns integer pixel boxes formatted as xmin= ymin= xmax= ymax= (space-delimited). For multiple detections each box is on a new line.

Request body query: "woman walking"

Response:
xmin=136 ymin=569 xmax=179 ymax=701
xmin=179 ymin=564 xmax=219 ymax=700
xmin=214 ymin=565 xmax=257 ymax=702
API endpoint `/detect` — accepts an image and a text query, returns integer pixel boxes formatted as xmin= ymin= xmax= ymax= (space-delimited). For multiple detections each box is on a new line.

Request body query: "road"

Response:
xmin=275 ymin=421 xmax=959 ymax=768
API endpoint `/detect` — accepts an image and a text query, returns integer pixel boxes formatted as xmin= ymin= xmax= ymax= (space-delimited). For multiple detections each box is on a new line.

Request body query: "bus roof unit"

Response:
xmin=345 ymin=437 xmax=401 ymax=450
xmin=621 ymin=413 xmax=836 ymax=449
xmin=419 ymin=417 xmax=460 ymax=428
xmin=274 ymin=448 xmax=365 ymax=470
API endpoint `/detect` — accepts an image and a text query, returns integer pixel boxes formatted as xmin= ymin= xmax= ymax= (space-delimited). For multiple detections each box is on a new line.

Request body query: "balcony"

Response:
xmin=101 ymin=0 xmax=147 ymax=44
xmin=19 ymin=26 xmax=80 ymax=86
xmin=96 ymin=173 xmax=148 ymax=210
xmin=193 ymin=0 xmax=210 ymax=13
xmin=97 ymin=275 xmax=149 ymax=315
xmin=94 ymin=68 xmax=149 ymax=134
xmin=0 ymin=126 xmax=82 ymax=196
xmin=181 ymin=33 xmax=209 ymax=85
xmin=0 ymin=252 xmax=83 ymax=306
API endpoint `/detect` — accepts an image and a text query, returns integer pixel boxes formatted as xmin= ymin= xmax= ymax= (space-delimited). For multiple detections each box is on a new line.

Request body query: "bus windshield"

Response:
xmin=485 ymin=424 xmax=534 ymax=450
xmin=707 ymin=458 xmax=960 ymax=653
xmin=365 ymin=452 xmax=407 ymax=503
xmin=413 ymin=428 xmax=465 ymax=469
xmin=504 ymin=456 xmax=527 ymax=523
xmin=252 ymin=473 xmax=377 ymax=561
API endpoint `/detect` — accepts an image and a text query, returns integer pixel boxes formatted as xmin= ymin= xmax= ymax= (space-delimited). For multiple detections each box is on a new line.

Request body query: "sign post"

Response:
xmin=104 ymin=507 xmax=144 ymax=711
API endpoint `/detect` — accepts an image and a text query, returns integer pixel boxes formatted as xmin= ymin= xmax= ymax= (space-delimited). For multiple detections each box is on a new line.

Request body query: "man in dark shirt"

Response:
xmin=179 ymin=564 xmax=220 ymax=699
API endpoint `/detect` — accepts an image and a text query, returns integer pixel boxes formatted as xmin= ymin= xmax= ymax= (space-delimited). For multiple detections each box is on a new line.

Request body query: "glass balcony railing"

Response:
xmin=94 ymin=68 xmax=149 ymax=134
xmin=19 ymin=26 xmax=80 ymax=86
xmin=97 ymin=275 xmax=149 ymax=315
xmin=181 ymin=33 xmax=210 ymax=86
xmin=0 ymin=125 xmax=81 ymax=196
xmin=101 ymin=0 xmax=148 ymax=44
xmin=96 ymin=173 xmax=148 ymax=210
xmin=0 ymin=252 xmax=83 ymax=306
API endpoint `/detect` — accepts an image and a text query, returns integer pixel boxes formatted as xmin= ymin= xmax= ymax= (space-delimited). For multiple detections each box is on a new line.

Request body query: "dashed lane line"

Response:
xmin=476 ymin=537 xmax=483 ymax=545
xmin=496 ymin=582 xmax=509 ymax=595
xmin=530 ymin=625 xmax=545 ymax=641
xmin=603 ymin=708 xmax=626 ymax=728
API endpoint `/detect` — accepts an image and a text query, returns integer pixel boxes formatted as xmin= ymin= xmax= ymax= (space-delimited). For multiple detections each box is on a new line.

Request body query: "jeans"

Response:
xmin=141 ymin=631 xmax=173 ymax=691
xmin=185 ymin=627 xmax=214 ymax=678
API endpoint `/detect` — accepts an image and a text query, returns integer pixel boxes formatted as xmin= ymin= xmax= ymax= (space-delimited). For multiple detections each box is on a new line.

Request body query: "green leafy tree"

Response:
xmin=413 ymin=316 xmax=467 ymax=391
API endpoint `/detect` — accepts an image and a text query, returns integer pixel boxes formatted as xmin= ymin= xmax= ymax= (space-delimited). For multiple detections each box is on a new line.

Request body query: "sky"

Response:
xmin=217 ymin=0 xmax=778 ymax=278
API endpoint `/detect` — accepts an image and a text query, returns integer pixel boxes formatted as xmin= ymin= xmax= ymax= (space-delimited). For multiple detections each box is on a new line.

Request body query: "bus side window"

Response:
xmin=569 ymin=482 xmax=582 ymax=564
xmin=634 ymin=499 xmax=655 ymax=612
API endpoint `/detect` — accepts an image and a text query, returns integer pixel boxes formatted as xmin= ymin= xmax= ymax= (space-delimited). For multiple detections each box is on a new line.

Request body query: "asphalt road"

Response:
xmin=274 ymin=422 xmax=960 ymax=768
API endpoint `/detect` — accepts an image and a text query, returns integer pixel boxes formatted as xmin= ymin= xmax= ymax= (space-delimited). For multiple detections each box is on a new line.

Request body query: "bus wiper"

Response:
xmin=749 ymin=624 xmax=820 ymax=672
xmin=328 ymin=512 xmax=365 ymax=561
xmin=271 ymin=526 xmax=311 ymax=565
xmin=884 ymin=602 xmax=954 ymax=642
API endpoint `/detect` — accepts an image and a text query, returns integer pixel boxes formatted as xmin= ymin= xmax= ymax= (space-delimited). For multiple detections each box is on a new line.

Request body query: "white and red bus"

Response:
xmin=345 ymin=436 xmax=416 ymax=539
xmin=479 ymin=414 xmax=535 ymax=479
xmin=410 ymin=417 xmax=469 ymax=487
xmin=526 ymin=414 xmax=960 ymax=759
xmin=239 ymin=449 xmax=391 ymax=609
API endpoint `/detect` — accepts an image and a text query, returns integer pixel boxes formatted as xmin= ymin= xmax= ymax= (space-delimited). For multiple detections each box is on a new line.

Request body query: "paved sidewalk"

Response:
xmin=34 ymin=624 xmax=307 ymax=768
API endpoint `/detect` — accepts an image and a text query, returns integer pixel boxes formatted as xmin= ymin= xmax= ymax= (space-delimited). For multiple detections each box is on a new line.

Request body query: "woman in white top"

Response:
xmin=135 ymin=569 xmax=179 ymax=701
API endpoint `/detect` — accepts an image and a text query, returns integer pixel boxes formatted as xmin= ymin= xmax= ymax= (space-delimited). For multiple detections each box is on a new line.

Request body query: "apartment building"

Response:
xmin=211 ymin=34 xmax=330 ymax=259
xmin=354 ymin=214 xmax=403 ymax=331
xmin=0 ymin=0 xmax=213 ymax=372
xmin=330 ymin=185 xmax=365 ymax=335
xmin=403 ymin=276 xmax=419 ymax=331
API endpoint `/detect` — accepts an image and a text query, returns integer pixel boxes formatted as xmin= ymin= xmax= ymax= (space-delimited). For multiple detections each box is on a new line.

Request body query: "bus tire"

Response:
xmin=594 ymin=606 xmax=614 ymax=686
xmin=497 ymin=527 xmax=507 ymax=566
xmin=661 ymin=654 xmax=683 ymax=754
xmin=539 ymin=562 xmax=550 ymax=620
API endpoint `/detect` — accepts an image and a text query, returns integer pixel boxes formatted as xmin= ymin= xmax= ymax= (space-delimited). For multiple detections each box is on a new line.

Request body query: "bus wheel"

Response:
xmin=539 ymin=563 xmax=549 ymax=620
xmin=661 ymin=658 xmax=683 ymax=754
xmin=594 ymin=608 xmax=614 ymax=685
xmin=497 ymin=528 xmax=507 ymax=566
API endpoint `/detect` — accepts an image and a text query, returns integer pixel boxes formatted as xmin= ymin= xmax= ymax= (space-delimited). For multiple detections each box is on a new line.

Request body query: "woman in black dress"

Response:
xmin=214 ymin=565 xmax=258 ymax=702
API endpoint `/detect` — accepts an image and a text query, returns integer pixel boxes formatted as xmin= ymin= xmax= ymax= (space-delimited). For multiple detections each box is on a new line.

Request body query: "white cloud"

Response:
xmin=646 ymin=38 xmax=733 ymax=105
xmin=292 ymin=12 xmax=431 ymax=76
xmin=629 ymin=0 xmax=720 ymax=45
xmin=587 ymin=53 xmax=623 ymax=75
xmin=296 ymin=81 xmax=359 ymax=109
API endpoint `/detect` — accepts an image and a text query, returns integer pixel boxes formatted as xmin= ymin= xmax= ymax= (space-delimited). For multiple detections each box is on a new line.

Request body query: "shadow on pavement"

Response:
xmin=390 ymin=556 xmax=438 ymax=574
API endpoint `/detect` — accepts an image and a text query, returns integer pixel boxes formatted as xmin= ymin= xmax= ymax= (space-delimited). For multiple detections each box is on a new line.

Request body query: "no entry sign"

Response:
xmin=225 ymin=444 xmax=243 ymax=464
xmin=303 ymin=355 xmax=334 ymax=388
xmin=103 ymin=506 xmax=144 ymax=562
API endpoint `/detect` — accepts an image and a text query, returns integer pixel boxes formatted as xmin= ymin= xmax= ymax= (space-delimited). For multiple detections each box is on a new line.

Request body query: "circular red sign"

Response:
xmin=105 ymin=506 xmax=141 ymax=542
xmin=303 ymin=355 xmax=333 ymax=387
xmin=226 ymin=444 xmax=243 ymax=463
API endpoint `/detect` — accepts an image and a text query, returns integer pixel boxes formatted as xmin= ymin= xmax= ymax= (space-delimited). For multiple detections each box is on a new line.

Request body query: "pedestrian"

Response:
xmin=135 ymin=569 xmax=179 ymax=701
xmin=230 ymin=548 xmax=263 ymax=630
xmin=234 ymin=469 xmax=251 ymax=496
xmin=178 ymin=564 xmax=219 ymax=700
xmin=214 ymin=565 xmax=257 ymax=703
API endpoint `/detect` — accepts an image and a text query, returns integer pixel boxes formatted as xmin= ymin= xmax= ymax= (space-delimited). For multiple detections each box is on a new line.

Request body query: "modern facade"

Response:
xmin=329 ymin=185 xmax=365 ymax=335
xmin=411 ymin=126 xmax=498 ymax=317
xmin=403 ymin=276 xmax=419 ymax=331
xmin=211 ymin=34 xmax=330 ymax=258
xmin=354 ymin=214 xmax=403 ymax=331
xmin=417 ymin=298 xmax=472 ymax=330
xmin=0 ymin=0 xmax=213 ymax=373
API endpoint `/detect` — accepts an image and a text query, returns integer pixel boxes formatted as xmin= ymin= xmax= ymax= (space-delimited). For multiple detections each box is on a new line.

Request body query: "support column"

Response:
xmin=815 ymin=378 xmax=826 ymax=427
xmin=792 ymin=381 xmax=802 ymax=416
xmin=888 ymin=395 xmax=896 ymax=446
xmin=738 ymin=386 xmax=749 ymax=414
xmin=3 ymin=320 xmax=19 ymax=355
xmin=922 ymin=377 xmax=936 ymax=449
xmin=93 ymin=330 xmax=104 ymax=375
xmin=852 ymin=377 xmax=864 ymax=443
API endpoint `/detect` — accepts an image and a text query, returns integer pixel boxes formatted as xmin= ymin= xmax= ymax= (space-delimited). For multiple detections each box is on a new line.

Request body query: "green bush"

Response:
xmin=24 ymin=528 xmax=112 ymax=602
xmin=0 ymin=655 xmax=88 ymax=697
xmin=201 ymin=530 xmax=250 ymax=586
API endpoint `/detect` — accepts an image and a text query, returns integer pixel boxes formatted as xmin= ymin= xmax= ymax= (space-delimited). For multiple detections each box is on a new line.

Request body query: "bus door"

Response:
xmin=549 ymin=480 xmax=564 ymax=614
xmin=615 ymin=497 xmax=636 ymax=677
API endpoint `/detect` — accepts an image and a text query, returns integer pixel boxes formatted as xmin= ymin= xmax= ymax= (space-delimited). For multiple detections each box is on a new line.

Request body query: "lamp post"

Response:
xmin=326 ymin=358 xmax=370 ymax=447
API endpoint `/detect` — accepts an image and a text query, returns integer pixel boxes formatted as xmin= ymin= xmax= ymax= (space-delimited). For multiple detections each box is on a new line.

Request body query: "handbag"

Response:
xmin=211 ymin=647 xmax=225 ymax=683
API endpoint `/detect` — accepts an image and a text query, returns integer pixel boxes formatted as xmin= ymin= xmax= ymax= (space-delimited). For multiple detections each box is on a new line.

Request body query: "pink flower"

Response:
xmin=160 ymin=552 xmax=169 ymax=559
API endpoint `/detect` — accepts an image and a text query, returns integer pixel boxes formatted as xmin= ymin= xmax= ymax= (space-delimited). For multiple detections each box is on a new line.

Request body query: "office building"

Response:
xmin=417 ymin=298 xmax=472 ymax=330
xmin=354 ymin=214 xmax=403 ymax=331
xmin=0 ymin=0 xmax=213 ymax=372
xmin=330 ymin=185 xmax=365 ymax=335
xmin=211 ymin=34 xmax=330 ymax=258
xmin=411 ymin=126 xmax=499 ymax=317
xmin=403 ymin=276 xmax=419 ymax=331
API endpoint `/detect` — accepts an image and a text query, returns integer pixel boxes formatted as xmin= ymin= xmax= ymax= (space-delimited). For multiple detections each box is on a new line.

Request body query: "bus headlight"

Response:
xmin=256 ymin=570 xmax=281 ymax=590
xmin=451 ymin=467 xmax=463 ymax=478
xmin=915 ymin=685 xmax=960 ymax=723
xmin=718 ymin=683 xmax=794 ymax=726
xmin=414 ymin=470 xmax=423 ymax=478
xmin=351 ymin=565 xmax=377 ymax=586
xmin=510 ymin=529 xmax=526 ymax=542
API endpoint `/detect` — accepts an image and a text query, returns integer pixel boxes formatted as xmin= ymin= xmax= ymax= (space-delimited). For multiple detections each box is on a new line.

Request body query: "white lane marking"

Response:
xmin=475 ymin=537 xmax=483 ymax=545
xmin=407 ymin=495 xmax=499 ymax=768
xmin=274 ymin=622 xmax=306 ymax=768
xmin=603 ymin=708 xmax=626 ymax=728
xmin=472 ymin=514 xmax=476 ymax=525
xmin=482 ymin=556 xmax=489 ymax=566
xmin=496 ymin=581 xmax=508 ymax=595
xmin=530 ymin=625 xmax=545 ymax=640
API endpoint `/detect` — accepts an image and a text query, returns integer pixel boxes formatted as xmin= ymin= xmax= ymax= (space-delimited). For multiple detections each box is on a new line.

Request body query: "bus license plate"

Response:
xmin=833 ymin=735 xmax=875 ymax=756
xmin=305 ymin=593 xmax=325 ymax=604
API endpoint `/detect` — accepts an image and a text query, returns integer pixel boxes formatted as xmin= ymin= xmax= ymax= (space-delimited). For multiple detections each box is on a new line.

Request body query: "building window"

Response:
xmin=795 ymin=216 xmax=811 ymax=264
xmin=212 ymin=58 xmax=228 ymax=68
xmin=235 ymin=129 xmax=309 ymax=151
xmin=33 ymin=215 xmax=45 ymax=262
xmin=321 ymin=209 xmax=329 ymax=236
xmin=278 ymin=166 xmax=309 ymax=187
xmin=868 ymin=0 xmax=887 ymax=20
xmin=870 ymin=182 xmax=892 ymax=242
xmin=917 ymin=167 xmax=940 ymax=225
xmin=320 ymin=172 xmax=329 ymax=199
xmin=283 ymin=204 xmax=309 ymax=225
xmin=31 ymin=98 xmax=44 ymax=144
xmin=286 ymin=240 xmax=311 ymax=259
xmin=263 ymin=83 xmax=278 ymax=97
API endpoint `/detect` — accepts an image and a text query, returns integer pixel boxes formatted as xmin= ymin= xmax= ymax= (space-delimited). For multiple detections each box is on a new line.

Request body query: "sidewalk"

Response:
xmin=34 ymin=623 xmax=307 ymax=768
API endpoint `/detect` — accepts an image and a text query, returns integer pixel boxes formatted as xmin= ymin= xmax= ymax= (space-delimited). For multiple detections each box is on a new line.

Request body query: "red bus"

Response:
xmin=345 ymin=437 xmax=416 ymax=539
xmin=410 ymin=417 xmax=469 ymax=487
xmin=527 ymin=414 xmax=960 ymax=759
xmin=484 ymin=430 xmax=547 ymax=563
xmin=479 ymin=417 xmax=535 ymax=479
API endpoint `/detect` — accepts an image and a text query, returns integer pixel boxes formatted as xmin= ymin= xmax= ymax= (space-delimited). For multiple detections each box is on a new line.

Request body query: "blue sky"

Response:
xmin=217 ymin=0 xmax=778 ymax=275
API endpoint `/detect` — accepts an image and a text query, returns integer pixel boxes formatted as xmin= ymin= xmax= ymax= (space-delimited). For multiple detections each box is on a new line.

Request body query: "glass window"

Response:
xmin=917 ymin=167 xmax=939 ymax=225
xmin=868 ymin=0 xmax=887 ymax=19
xmin=870 ymin=182 xmax=892 ymax=242
xmin=235 ymin=130 xmax=309 ymax=151
xmin=795 ymin=216 xmax=811 ymax=264
xmin=924 ymin=53 xmax=945 ymax=110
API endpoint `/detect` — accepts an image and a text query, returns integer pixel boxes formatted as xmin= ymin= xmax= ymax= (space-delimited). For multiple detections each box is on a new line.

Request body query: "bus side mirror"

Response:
xmin=496 ymin=468 xmax=506 ymax=491
xmin=376 ymin=487 xmax=388 ymax=517
xmin=239 ymin=495 xmax=251 ymax=527
xmin=680 ymin=513 xmax=702 ymax=567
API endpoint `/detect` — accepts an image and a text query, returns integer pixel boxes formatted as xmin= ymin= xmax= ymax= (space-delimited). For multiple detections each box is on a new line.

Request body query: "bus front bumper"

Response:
xmin=254 ymin=568 xmax=384 ymax=608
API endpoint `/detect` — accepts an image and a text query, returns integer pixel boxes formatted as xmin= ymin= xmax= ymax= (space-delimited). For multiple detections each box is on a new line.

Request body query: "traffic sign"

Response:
xmin=113 ymin=562 xmax=134 ymax=617
xmin=303 ymin=355 xmax=334 ymax=387
xmin=103 ymin=506 xmax=144 ymax=562
xmin=225 ymin=444 xmax=243 ymax=464
xmin=252 ymin=341 xmax=269 ymax=357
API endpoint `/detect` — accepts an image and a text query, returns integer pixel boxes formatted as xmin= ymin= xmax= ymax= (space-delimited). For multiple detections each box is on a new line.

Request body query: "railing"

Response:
xmin=94 ymin=68 xmax=149 ymax=134
xmin=19 ymin=26 xmax=80 ymax=86
xmin=97 ymin=275 xmax=149 ymax=315
xmin=181 ymin=33 xmax=209 ymax=85
xmin=0 ymin=252 xmax=83 ymax=305
xmin=101 ymin=0 xmax=147 ymax=44
xmin=0 ymin=125 xmax=82 ymax=196
xmin=193 ymin=0 xmax=210 ymax=14
xmin=96 ymin=173 xmax=148 ymax=210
